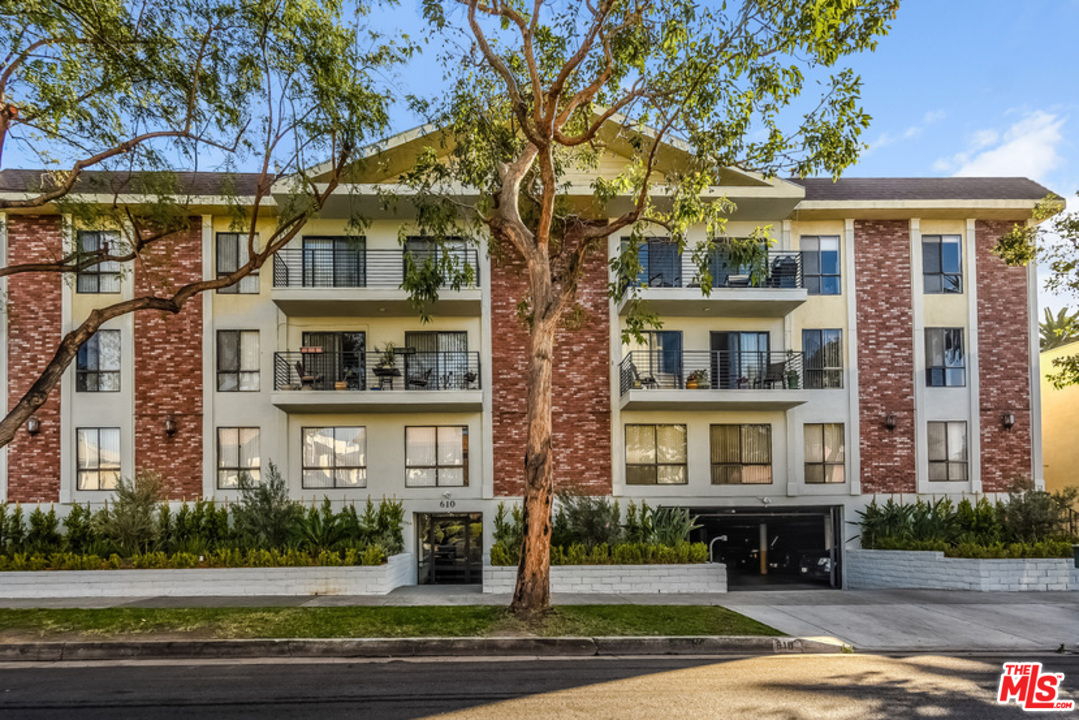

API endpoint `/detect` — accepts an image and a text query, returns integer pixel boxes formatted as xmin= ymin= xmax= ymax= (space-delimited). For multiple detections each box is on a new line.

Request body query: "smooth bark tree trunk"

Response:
xmin=510 ymin=311 xmax=558 ymax=618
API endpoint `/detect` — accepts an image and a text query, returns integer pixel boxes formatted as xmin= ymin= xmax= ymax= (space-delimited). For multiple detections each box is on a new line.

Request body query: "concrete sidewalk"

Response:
xmin=0 ymin=586 xmax=1075 ymax=652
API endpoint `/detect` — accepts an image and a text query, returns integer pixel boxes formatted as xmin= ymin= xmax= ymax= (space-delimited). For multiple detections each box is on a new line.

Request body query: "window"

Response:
xmin=802 ymin=329 xmax=843 ymax=389
xmin=76 ymin=427 xmax=121 ymax=490
xmin=925 ymin=328 xmax=965 ymax=387
xmin=302 ymin=427 xmax=366 ymax=488
xmin=302 ymin=236 xmax=365 ymax=287
xmin=76 ymin=330 xmax=121 ymax=392
xmin=406 ymin=426 xmax=468 ymax=487
xmin=711 ymin=424 xmax=772 ymax=484
xmin=216 ymin=232 xmax=260 ymax=294
xmin=928 ymin=421 xmax=968 ymax=482
xmin=217 ymin=330 xmax=259 ymax=391
xmin=804 ymin=424 xmax=845 ymax=484
xmin=76 ymin=231 xmax=121 ymax=293
xmin=405 ymin=331 xmax=470 ymax=389
xmin=800 ymin=236 xmax=841 ymax=295
xmin=923 ymin=235 xmax=962 ymax=294
xmin=625 ymin=424 xmax=687 ymax=485
xmin=624 ymin=237 xmax=681 ymax=288
xmin=217 ymin=428 xmax=260 ymax=489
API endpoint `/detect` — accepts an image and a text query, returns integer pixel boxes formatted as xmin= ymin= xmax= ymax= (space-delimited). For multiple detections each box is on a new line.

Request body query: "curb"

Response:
xmin=0 ymin=635 xmax=850 ymax=662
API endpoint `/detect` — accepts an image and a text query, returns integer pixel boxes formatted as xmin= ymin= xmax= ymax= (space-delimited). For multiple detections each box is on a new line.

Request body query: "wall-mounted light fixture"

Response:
xmin=1002 ymin=412 xmax=1015 ymax=430
xmin=26 ymin=417 xmax=41 ymax=436
xmin=884 ymin=412 xmax=897 ymax=431
xmin=164 ymin=417 xmax=178 ymax=436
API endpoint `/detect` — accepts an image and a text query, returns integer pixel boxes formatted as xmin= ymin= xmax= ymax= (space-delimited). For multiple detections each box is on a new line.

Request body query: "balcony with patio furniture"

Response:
xmin=617 ymin=349 xmax=807 ymax=411
xmin=271 ymin=349 xmax=482 ymax=413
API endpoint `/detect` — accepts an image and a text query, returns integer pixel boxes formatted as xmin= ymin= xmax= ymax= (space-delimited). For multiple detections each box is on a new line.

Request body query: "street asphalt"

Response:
xmin=1 ymin=653 xmax=1077 ymax=719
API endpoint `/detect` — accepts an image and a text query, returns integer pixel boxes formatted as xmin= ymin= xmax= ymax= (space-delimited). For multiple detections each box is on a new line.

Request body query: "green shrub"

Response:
xmin=360 ymin=544 xmax=385 ymax=566
xmin=231 ymin=463 xmax=300 ymax=550
xmin=26 ymin=506 xmax=62 ymax=554
xmin=553 ymin=492 xmax=622 ymax=550
xmin=650 ymin=507 xmax=701 ymax=547
xmin=2 ymin=504 xmax=26 ymax=555
xmin=294 ymin=498 xmax=347 ymax=553
xmin=489 ymin=541 xmax=517 ymax=566
xmin=93 ymin=471 xmax=163 ymax=555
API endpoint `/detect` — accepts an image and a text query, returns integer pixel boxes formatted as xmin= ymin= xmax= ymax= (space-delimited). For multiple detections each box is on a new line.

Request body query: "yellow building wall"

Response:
xmin=1041 ymin=340 xmax=1079 ymax=492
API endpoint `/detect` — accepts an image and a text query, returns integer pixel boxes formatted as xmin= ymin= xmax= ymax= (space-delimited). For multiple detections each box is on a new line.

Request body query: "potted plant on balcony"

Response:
xmin=336 ymin=367 xmax=357 ymax=391
xmin=377 ymin=342 xmax=397 ymax=370
xmin=686 ymin=368 xmax=710 ymax=389
xmin=785 ymin=350 xmax=800 ymax=389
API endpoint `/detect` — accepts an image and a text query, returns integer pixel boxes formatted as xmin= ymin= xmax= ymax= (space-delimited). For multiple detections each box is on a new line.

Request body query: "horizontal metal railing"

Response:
xmin=622 ymin=249 xmax=803 ymax=290
xmin=274 ymin=351 xmax=481 ymax=392
xmin=619 ymin=350 xmax=804 ymax=396
xmin=272 ymin=248 xmax=480 ymax=289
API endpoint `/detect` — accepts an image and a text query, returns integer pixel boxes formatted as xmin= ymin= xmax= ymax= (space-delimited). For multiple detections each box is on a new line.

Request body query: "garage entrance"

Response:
xmin=416 ymin=513 xmax=483 ymax=585
xmin=688 ymin=506 xmax=843 ymax=589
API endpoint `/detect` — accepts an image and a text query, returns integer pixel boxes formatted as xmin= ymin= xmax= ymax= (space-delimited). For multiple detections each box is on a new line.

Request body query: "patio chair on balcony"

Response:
xmin=770 ymin=255 xmax=799 ymax=288
xmin=407 ymin=368 xmax=434 ymax=390
xmin=760 ymin=361 xmax=788 ymax=389
xmin=295 ymin=361 xmax=322 ymax=390
xmin=630 ymin=361 xmax=658 ymax=390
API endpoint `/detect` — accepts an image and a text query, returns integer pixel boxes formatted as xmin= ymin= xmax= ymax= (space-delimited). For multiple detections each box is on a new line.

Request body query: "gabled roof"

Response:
xmin=0 ymin=169 xmax=263 ymax=197
xmin=792 ymin=177 xmax=1055 ymax=202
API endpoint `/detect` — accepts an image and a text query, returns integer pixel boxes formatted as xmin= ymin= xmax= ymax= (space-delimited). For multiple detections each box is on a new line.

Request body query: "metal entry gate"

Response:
xmin=416 ymin=513 xmax=483 ymax=585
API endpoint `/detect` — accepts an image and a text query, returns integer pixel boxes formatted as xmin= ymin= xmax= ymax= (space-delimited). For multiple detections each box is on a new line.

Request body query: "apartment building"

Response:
xmin=0 ymin=126 xmax=1051 ymax=588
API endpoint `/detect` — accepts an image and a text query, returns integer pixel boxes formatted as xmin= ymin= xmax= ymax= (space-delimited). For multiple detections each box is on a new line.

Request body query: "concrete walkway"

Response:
xmin=1 ymin=586 xmax=1075 ymax=652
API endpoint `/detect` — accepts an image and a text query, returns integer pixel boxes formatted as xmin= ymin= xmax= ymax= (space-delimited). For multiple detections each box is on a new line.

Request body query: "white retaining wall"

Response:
xmin=0 ymin=553 xmax=416 ymax=598
xmin=482 ymin=562 xmax=727 ymax=594
xmin=846 ymin=549 xmax=1079 ymax=591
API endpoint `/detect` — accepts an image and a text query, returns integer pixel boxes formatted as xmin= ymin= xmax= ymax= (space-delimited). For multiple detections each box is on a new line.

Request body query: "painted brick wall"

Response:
xmin=5 ymin=214 xmax=64 ymax=503
xmin=490 ymin=245 xmax=612 ymax=496
xmin=133 ymin=221 xmax=203 ymax=499
xmin=975 ymin=219 xmax=1032 ymax=491
xmin=855 ymin=220 xmax=916 ymax=494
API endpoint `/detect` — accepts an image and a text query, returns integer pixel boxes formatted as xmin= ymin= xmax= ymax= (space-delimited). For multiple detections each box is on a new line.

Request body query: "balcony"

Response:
xmin=271 ymin=350 xmax=482 ymax=413
xmin=271 ymin=248 xmax=482 ymax=316
xmin=616 ymin=250 xmax=808 ymax=318
xmin=618 ymin=350 xmax=808 ymax=411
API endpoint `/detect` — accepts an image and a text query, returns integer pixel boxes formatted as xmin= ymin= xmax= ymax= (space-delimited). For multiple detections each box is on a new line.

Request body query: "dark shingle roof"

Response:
xmin=792 ymin=177 xmax=1055 ymax=202
xmin=0 ymin=169 xmax=263 ymax=196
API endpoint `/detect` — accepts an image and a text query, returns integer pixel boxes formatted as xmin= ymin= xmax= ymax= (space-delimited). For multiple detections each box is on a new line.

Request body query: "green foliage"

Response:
xmin=649 ymin=507 xmax=702 ymax=548
xmin=231 ymin=463 xmax=301 ymax=550
xmin=552 ymin=492 xmax=622 ymax=550
xmin=489 ymin=541 xmax=710 ymax=566
xmin=295 ymin=498 xmax=348 ymax=553
xmin=1040 ymin=307 xmax=1079 ymax=351
xmin=25 ymin=506 xmax=62 ymax=555
xmin=92 ymin=471 xmax=164 ymax=556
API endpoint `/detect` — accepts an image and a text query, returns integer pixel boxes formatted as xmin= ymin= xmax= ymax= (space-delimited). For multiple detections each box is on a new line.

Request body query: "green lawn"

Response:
xmin=0 ymin=605 xmax=777 ymax=640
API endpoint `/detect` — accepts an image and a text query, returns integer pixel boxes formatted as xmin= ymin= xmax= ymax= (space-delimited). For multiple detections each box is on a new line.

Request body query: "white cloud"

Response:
xmin=867 ymin=109 xmax=946 ymax=155
xmin=936 ymin=111 xmax=1066 ymax=182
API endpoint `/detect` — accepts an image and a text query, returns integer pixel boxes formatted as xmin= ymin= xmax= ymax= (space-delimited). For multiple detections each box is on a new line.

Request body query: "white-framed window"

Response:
xmin=928 ymin=421 xmax=968 ymax=482
xmin=925 ymin=327 xmax=965 ymax=387
xmin=217 ymin=330 xmax=259 ymax=392
xmin=800 ymin=235 xmax=841 ymax=295
xmin=76 ymin=231 xmax=122 ymax=293
xmin=217 ymin=427 xmax=260 ymax=489
xmin=216 ymin=232 xmax=260 ymax=294
xmin=802 ymin=329 xmax=843 ymax=389
xmin=76 ymin=427 xmax=121 ymax=490
xmin=76 ymin=330 xmax=121 ymax=392
xmin=625 ymin=424 xmax=688 ymax=485
xmin=405 ymin=426 xmax=467 ymax=487
xmin=710 ymin=424 xmax=772 ymax=484
xmin=302 ymin=427 xmax=367 ymax=488
xmin=804 ymin=423 xmax=845 ymax=484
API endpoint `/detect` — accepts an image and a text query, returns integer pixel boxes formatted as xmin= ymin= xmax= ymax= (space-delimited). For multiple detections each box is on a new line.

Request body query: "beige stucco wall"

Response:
xmin=1041 ymin=340 xmax=1079 ymax=493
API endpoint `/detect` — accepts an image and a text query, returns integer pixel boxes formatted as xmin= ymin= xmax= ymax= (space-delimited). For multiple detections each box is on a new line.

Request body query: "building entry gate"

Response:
xmin=416 ymin=513 xmax=483 ymax=585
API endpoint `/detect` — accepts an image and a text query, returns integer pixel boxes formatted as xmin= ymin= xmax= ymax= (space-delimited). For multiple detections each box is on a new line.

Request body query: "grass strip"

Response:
xmin=0 ymin=605 xmax=777 ymax=640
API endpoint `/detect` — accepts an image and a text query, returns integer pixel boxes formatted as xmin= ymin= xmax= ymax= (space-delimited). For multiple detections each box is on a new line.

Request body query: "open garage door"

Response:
xmin=687 ymin=505 xmax=843 ymax=589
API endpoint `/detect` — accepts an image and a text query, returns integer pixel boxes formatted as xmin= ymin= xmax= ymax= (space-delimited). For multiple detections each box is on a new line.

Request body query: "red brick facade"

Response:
xmin=5 ymin=214 xmax=64 ymax=503
xmin=855 ymin=220 xmax=917 ymax=494
xmin=133 ymin=221 xmax=204 ymax=499
xmin=490 ymin=245 xmax=612 ymax=496
xmin=975 ymin=219 xmax=1032 ymax=491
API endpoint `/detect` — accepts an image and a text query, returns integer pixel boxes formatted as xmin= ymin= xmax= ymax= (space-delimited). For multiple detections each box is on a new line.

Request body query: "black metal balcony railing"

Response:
xmin=272 ymin=248 xmax=481 ymax=289
xmin=274 ymin=351 xmax=481 ymax=392
xmin=619 ymin=350 xmax=805 ymax=396
xmin=622 ymin=249 xmax=803 ymax=290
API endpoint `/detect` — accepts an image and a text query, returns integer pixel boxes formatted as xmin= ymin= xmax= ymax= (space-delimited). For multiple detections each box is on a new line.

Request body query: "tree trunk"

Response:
xmin=510 ymin=312 xmax=558 ymax=618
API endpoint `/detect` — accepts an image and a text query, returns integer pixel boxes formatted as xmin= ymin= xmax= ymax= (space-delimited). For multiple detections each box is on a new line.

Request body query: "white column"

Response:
xmin=966 ymin=218 xmax=983 ymax=493
xmin=59 ymin=215 xmax=74 ymax=503
xmin=844 ymin=218 xmax=861 ymax=496
xmin=480 ymin=237 xmax=495 ymax=500
xmin=201 ymin=215 xmax=215 ymax=498
xmin=1026 ymin=228 xmax=1044 ymax=488
xmin=909 ymin=219 xmax=927 ymax=491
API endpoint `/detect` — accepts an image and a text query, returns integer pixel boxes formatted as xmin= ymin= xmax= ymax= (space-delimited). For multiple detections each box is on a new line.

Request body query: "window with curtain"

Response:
xmin=76 ymin=330 xmax=121 ymax=392
xmin=925 ymin=328 xmax=965 ymax=387
xmin=802 ymin=329 xmax=843 ymax=389
xmin=302 ymin=427 xmax=367 ymax=488
xmin=405 ymin=331 xmax=469 ymax=389
xmin=76 ymin=427 xmax=121 ymax=490
xmin=217 ymin=427 xmax=260 ymax=489
xmin=76 ymin=231 xmax=122 ymax=293
xmin=804 ymin=423 xmax=845 ymax=484
xmin=302 ymin=236 xmax=365 ymax=287
xmin=217 ymin=330 xmax=260 ymax=391
xmin=710 ymin=424 xmax=772 ymax=484
xmin=800 ymin=235 xmax=841 ymax=295
xmin=405 ymin=426 xmax=468 ymax=487
xmin=623 ymin=237 xmax=682 ymax=288
xmin=216 ymin=232 xmax=260 ymax=294
xmin=928 ymin=421 xmax=968 ymax=482
xmin=625 ymin=424 xmax=687 ymax=485
xmin=923 ymin=235 xmax=962 ymax=294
